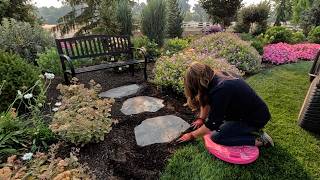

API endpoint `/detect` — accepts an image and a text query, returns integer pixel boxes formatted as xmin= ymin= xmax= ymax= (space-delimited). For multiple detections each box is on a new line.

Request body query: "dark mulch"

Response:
xmin=46 ymin=61 xmax=278 ymax=179
xmin=47 ymin=64 xmax=195 ymax=180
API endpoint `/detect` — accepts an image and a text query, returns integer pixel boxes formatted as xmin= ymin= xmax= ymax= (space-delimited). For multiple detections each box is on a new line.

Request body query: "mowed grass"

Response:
xmin=161 ymin=62 xmax=320 ymax=180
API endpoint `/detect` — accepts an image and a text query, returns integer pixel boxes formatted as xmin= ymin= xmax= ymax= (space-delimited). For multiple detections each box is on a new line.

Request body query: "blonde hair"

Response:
xmin=184 ymin=62 xmax=215 ymax=111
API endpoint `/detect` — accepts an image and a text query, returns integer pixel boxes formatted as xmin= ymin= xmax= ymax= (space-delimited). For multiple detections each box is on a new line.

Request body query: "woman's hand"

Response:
xmin=191 ymin=118 xmax=205 ymax=129
xmin=176 ymin=132 xmax=195 ymax=143
xmin=192 ymin=106 xmax=210 ymax=129
xmin=177 ymin=125 xmax=211 ymax=143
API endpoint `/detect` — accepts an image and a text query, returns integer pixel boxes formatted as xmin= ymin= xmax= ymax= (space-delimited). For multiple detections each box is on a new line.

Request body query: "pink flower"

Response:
xmin=263 ymin=43 xmax=320 ymax=64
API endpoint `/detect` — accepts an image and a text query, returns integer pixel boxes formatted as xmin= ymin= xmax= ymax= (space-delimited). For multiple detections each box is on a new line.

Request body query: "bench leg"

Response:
xmin=130 ymin=65 xmax=134 ymax=76
xmin=144 ymin=61 xmax=148 ymax=80
xmin=144 ymin=66 xmax=148 ymax=80
xmin=64 ymin=72 xmax=70 ymax=85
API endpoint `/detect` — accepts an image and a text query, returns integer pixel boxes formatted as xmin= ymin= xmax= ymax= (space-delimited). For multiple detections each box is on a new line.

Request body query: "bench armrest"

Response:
xmin=131 ymin=47 xmax=149 ymax=62
xmin=60 ymin=54 xmax=76 ymax=76
xmin=311 ymin=50 xmax=320 ymax=74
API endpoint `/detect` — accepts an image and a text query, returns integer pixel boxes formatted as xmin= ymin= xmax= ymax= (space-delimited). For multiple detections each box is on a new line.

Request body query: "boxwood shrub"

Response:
xmin=153 ymin=50 xmax=243 ymax=94
xmin=0 ymin=51 xmax=41 ymax=112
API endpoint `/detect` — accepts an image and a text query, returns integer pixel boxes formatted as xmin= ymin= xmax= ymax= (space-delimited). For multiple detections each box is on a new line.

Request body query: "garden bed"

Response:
xmin=47 ymin=64 xmax=195 ymax=179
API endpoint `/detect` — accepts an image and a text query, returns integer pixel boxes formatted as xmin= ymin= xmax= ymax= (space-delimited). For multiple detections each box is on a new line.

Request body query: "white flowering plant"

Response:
xmin=50 ymin=79 xmax=116 ymax=146
xmin=0 ymin=72 xmax=57 ymax=163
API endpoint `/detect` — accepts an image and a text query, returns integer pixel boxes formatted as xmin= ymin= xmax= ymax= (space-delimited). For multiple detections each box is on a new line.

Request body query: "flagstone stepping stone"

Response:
xmin=134 ymin=115 xmax=190 ymax=146
xmin=99 ymin=84 xmax=141 ymax=99
xmin=121 ymin=96 xmax=165 ymax=115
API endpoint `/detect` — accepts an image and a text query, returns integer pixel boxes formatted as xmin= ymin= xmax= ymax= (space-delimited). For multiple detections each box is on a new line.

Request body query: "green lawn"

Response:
xmin=161 ymin=62 xmax=320 ymax=180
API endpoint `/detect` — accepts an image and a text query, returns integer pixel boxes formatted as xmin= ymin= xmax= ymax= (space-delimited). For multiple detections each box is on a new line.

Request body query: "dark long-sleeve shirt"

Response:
xmin=204 ymin=74 xmax=271 ymax=130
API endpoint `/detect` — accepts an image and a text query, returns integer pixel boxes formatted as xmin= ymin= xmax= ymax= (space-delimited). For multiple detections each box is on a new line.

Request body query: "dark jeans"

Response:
xmin=211 ymin=121 xmax=260 ymax=146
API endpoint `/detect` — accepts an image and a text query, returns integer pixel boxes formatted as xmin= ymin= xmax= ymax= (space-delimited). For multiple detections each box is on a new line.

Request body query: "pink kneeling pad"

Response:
xmin=203 ymin=134 xmax=259 ymax=165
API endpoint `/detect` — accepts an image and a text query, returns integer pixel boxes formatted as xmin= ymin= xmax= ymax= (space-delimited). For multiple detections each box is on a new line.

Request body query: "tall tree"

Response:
xmin=0 ymin=0 xmax=36 ymax=24
xmin=292 ymin=0 xmax=312 ymax=24
xmin=235 ymin=1 xmax=270 ymax=34
xmin=274 ymin=0 xmax=292 ymax=26
xmin=56 ymin=0 xmax=134 ymax=36
xmin=167 ymin=0 xmax=184 ymax=38
xmin=37 ymin=6 xmax=72 ymax=24
xmin=132 ymin=2 xmax=146 ymax=26
xmin=141 ymin=0 xmax=167 ymax=46
xmin=300 ymin=0 xmax=320 ymax=33
xmin=199 ymin=0 xmax=242 ymax=27
xmin=116 ymin=0 xmax=133 ymax=35
xmin=193 ymin=4 xmax=209 ymax=22
xmin=178 ymin=0 xmax=191 ymax=14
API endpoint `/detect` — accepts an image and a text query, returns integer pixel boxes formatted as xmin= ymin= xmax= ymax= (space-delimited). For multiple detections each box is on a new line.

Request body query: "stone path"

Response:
xmin=134 ymin=115 xmax=190 ymax=146
xmin=121 ymin=96 xmax=165 ymax=115
xmin=103 ymin=84 xmax=191 ymax=146
xmin=99 ymin=84 xmax=141 ymax=99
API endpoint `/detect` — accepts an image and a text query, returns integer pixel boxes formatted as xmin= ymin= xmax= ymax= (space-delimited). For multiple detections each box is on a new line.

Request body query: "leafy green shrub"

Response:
xmin=0 ymin=144 xmax=94 ymax=179
xmin=264 ymin=26 xmax=293 ymax=44
xmin=0 ymin=18 xmax=54 ymax=62
xmin=239 ymin=33 xmax=255 ymax=41
xmin=238 ymin=33 xmax=265 ymax=55
xmin=37 ymin=48 xmax=62 ymax=76
xmin=141 ymin=0 xmax=167 ymax=46
xmin=234 ymin=22 xmax=251 ymax=34
xmin=191 ymin=32 xmax=261 ymax=74
xmin=292 ymin=31 xmax=306 ymax=44
xmin=154 ymin=50 xmax=243 ymax=94
xmin=30 ymin=122 xmax=56 ymax=153
xmin=0 ymin=114 xmax=55 ymax=162
xmin=132 ymin=35 xmax=161 ymax=59
xmin=252 ymin=21 xmax=268 ymax=35
xmin=50 ymin=80 xmax=116 ymax=146
xmin=0 ymin=111 xmax=30 ymax=161
xmin=163 ymin=38 xmax=189 ymax=56
xmin=0 ymin=51 xmax=41 ymax=112
xmin=308 ymin=26 xmax=320 ymax=43
xmin=251 ymin=39 xmax=265 ymax=55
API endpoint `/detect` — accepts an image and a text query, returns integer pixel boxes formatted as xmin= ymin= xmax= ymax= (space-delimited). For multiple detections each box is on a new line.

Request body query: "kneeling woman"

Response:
xmin=178 ymin=62 xmax=274 ymax=147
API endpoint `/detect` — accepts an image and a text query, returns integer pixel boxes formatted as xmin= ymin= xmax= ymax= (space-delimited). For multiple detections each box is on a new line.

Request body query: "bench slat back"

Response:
xmin=55 ymin=35 xmax=132 ymax=59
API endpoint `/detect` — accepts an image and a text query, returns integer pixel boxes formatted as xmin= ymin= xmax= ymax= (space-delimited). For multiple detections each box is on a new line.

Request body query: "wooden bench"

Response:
xmin=310 ymin=50 xmax=320 ymax=82
xmin=55 ymin=35 xmax=148 ymax=84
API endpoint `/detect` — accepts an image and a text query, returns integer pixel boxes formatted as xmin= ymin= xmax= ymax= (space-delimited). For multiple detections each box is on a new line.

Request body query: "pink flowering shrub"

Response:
xmin=263 ymin=43 xmax=320 ymax=64
xmin=263 ymin=43 xmax=298 ymax=64
xmin=293 ymin=43 xmax=320 ymax=60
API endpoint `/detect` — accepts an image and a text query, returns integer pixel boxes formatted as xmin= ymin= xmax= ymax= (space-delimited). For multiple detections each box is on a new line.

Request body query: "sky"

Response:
xmin=33 ymin=0 xmax=261 ymax=8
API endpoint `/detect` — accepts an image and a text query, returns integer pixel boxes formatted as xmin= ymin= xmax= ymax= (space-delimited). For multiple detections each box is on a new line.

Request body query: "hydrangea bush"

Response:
xmin=154 ymin=50 xmax=243 ymax=94
xmin=50 ymin=79 xmax=115 ymax=146
xmin=0 ymin=144 xmax=94 ymax=179
xmin=263 ymin=43 xmax=320 ymax=64
xmin=191 ymin=32 xmax=261 ymax=74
